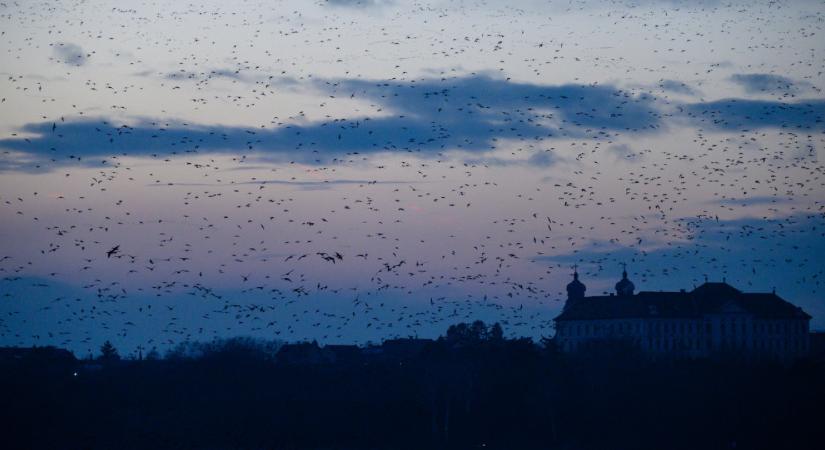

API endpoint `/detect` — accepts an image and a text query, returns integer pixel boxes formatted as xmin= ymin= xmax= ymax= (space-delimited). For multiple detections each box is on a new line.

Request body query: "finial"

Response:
xmin=704 ymin=274 xmax=708 ymax=282
xmin=621 ymin=262 xmax=627 ymax=278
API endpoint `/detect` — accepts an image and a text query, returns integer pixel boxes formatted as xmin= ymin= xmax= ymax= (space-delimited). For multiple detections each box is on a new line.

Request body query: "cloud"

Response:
xmin=325 ymin=0 xmax=390 ymax=8
xmin=315 ymin=75 xmax=661 ymax=134
xmin=1 ymin=74 xmax=823 ymax=172
xmin=708 ymin=195 xmax=785 ymax=207
xmin=52 ymin=42 xmax=87 ymax=66
xmin=658 ymin=79 xmax=697 ymax=96
xmin=730 ymin=73 xmax=811 ymax=95
xmin=681 ymin=98 xmax=825 ymax=131
xmin=0 ymin=75 xmax=663 ymax=171
xmin=146 ymin=178 xmax=417 ymax=190
xmin=462 ymin=150 xmax=559 ymax=168
xmin=607 ymin=143 xmax=642 ymax=161
xmin=163 ymin=68 xmax=258 ymax=83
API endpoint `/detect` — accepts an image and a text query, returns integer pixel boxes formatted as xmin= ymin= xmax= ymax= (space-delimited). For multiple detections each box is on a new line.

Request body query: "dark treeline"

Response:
xmin=2 ymin=322 xmax=824 ymax=450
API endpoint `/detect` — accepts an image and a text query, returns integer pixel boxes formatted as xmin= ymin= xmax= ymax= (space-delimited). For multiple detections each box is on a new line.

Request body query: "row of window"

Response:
xmin=726 ymin=337 xmax=808 ymax=353
xmin=561 ymin=337 xmax=808 ymax=354
xmin=718 ymin=319 xmax=807 ymax=336
xmin=559 ymin=319 xmax=807 ymax=338
xmin=558 ymin=320 xmax=709 ymax=337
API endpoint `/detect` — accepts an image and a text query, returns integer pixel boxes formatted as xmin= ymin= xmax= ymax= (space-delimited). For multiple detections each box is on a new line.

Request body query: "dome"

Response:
xmin=566 ymin=271 xmax=586 ymax=300
xmin=615 ymin=269 xmax=635 ymax=296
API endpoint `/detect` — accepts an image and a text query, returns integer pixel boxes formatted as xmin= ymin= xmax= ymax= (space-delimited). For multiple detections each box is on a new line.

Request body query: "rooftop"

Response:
xmin=555 ymin=281 xmax=811 ymax=321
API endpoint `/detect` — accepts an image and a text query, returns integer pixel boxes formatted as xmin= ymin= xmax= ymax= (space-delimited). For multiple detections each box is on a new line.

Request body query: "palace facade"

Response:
xmin=554 ymin=269 xmax=811 ymax=360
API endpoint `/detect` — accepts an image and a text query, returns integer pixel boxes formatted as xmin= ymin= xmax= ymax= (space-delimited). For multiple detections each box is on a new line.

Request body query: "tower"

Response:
xmin=615 ymin=264 xmax=635 ymax=296
xmin=566 ymin=266 xmax=586 ymax=301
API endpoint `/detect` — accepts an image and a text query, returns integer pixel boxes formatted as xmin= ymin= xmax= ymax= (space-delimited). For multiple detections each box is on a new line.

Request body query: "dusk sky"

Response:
xmin=1 ymin=0 xmax=823 ymax=357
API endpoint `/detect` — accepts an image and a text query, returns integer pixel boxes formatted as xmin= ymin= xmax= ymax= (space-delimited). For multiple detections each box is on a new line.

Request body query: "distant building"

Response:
xmin=276 ymin=341 xmax=328 ymax=365
xmin=809 ymin=332 xmax=825 ymax=362
xmin=324 ymin=344 xmax=362 ymax=364
xmin=0 ymin=346 xmax=77 ymax=375
xmin=360 ymin=338 xmax=433 ymax=360
xmin=276 ymin=342 xmax=366 ymax=365
xmin=378 ymin=338 xmax=433 ymax=360
xmin=0 ymin=346 xmax=75 ymax=364
xmin=554 ymin=269 xmax=811 ymax=360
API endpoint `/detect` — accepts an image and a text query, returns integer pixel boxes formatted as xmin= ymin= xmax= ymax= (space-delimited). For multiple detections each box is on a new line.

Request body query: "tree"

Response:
xmin=145 ymin=347 xmax=160 ymax=361
xmin=470 ymin=320 xmax=487 ymax=341
xmin=489 ymin=323 xmax=504 ymax=342
xmin=446 ymin=323 xmax=470 ymax=343
xmin=99 ymin=340 xmax=120 ymax=362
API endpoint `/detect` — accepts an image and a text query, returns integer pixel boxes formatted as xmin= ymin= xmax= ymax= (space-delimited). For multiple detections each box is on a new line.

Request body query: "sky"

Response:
xmin=0 ymin=0 xmax=823 ymax=357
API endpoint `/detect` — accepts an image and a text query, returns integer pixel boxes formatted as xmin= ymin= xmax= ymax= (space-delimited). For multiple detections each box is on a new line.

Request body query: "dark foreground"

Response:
xmin=3 ymin=327 xmax=825 ymax=450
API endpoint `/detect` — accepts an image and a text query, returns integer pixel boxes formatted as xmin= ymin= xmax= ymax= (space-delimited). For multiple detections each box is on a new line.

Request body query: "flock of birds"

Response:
xmin=0 ymin=0 xmax=823 ymax=356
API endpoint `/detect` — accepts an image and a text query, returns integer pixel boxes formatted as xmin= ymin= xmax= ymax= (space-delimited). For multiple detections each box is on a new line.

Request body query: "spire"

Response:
xmin=615 ymin=264 xmax=635 ymax=296
xmin=566 ymin=265 xmax=586 ymax=301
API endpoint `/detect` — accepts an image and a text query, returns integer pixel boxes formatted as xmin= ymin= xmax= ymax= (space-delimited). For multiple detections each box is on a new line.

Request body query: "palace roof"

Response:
xmin=555 ymin=281 xmax=811 ymax=321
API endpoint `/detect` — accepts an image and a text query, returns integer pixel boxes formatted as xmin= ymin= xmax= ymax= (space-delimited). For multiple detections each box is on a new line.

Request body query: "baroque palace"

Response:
xmin=554 ymin=268 xmax=811 ymax=360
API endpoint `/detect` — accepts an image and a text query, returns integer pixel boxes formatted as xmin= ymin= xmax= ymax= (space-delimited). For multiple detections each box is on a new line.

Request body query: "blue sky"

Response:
xmin=0 ymin=0 xmax=823 ymax=356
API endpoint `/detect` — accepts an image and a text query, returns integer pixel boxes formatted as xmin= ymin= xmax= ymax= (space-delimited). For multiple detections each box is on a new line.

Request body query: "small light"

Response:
xmin=73 ymin=372 xmax=78 ymax=377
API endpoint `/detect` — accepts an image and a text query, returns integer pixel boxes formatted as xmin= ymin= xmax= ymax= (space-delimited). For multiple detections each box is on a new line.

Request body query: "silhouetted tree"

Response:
xmin=98 ymin=340 xmax=120 ymax=362
xmin=489 ymin=322 xmax=504 ymax=342
xmin=165 ymin=337 xmax=281 ymax=363
xmin=470 ymin=320 xmax=487 ymax=341
xmin=145 ymin=347 xmax=160 ymax=361
xmin=3 ymin=324 xmax=823 ymax=450
xmin=447 ymin=321 xmax=505 ymax=345
xmin=446 ymin=322 xmax=471 ymax=344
